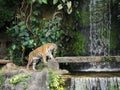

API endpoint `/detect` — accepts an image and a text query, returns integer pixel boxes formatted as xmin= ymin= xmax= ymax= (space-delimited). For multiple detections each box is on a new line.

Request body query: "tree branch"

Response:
xmin=25 ymin=2 xmax=36 ymax=37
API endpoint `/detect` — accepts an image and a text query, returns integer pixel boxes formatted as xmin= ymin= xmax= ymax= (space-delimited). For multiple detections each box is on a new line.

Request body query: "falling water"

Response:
xmin=89 ymin=0 xmax=111 ymax=56
xmin=66 ymin=77 xmax=120 ymax=90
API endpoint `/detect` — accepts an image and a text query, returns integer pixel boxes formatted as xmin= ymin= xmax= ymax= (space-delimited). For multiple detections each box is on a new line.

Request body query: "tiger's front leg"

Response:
xmin=46 ymin=50 xmax=55 ymax=61
xmin=49 ymin=54 xmax=55 ymax=61
xmin=42 ymin=54 xmax=48 ymax=65
xmin=48 ymin=51 xmax=55 ymax=61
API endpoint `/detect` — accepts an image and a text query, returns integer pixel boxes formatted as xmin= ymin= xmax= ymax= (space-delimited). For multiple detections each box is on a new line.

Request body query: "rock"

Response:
xmin=54 ymin=69 xmax=69 ymax=75
xmin=1 ymin=68 xmax=49 ymax=90
xmin=27 ymin=68 xmax=49 ymax=90
xmin=47 ymin=60 xmax=59 ymax=70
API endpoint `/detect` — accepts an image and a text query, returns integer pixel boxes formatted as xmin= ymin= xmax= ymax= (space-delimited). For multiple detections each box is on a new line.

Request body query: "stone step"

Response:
xmin=56 ymin=56 xmax=120 ymax=63
xmin=55 ymin=56 xmax=120 ymax=73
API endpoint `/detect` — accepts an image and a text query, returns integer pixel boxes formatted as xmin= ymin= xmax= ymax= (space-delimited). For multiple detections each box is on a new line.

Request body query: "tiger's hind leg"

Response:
xmin=32 ymin=59 xmax=38 ymax=71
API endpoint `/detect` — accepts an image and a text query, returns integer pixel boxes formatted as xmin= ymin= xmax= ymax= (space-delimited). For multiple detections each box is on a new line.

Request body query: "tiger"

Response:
xmin=26 ymin=43 xmax=57 ymax=71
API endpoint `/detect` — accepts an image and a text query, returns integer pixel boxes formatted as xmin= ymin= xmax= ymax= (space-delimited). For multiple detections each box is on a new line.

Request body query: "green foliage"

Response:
xmin=49 ymin=69 xmax=65 ymax=90
xmin=75 ymin=8 xmax=89 ymax=26
xmin=107 ymin=82 xmax=119 ymax=90
xmin=5 ymin=0 xmax=73 ymax=64
xmin=110 ymin=30 xmax=118 ymax=50
xmin=8 ymin=73 xmax=31 ymax=85
xmin=26 ymin=0 xmax=59 ymax=5
xmin=103 ymin=57 xmax=113 ymax=62
xmin=6 ymin=21 xmax=35 ymax=65
xmin=53 ymin=0 xmax=58 ymax=5
xmin=72 ymin=32 xmax=85 ymax=55
xmin=40 ymin=17 xmax=63 ymax=44
xmin=23 ymin=82 xmax=28 ymax=90
xmin=37 ymin=0 xmax=48 ymax=4
xmin=7 ymin=15 xmax=63 ymax=64
xmin=0 ymin=0 xmax=16 ymax=27
xmin=0 ymin=74 xmax=4 ymax=87
xmin=70 ymin=32 xmax=85 ymax=55
xmin=57 ymin=0 xmax=72 ymax=14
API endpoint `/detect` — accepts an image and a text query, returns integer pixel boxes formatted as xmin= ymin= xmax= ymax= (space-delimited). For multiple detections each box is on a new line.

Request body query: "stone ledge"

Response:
xmin=56 ymin=56 xmax=120 ymax=63
xmin=56 ymin=56 xmax=120 ymax=73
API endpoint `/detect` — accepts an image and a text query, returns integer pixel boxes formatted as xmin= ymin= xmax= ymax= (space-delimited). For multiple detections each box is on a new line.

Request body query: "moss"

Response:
xmin=110 ymin=30 xmax=118 ymax=49
xmin=8 ymin=73 xmax=31 ymax=85
xmin=102 ymin=57 xmax=113 ymax=62
xmin=71 ymin=32 xmax=85 ymax=55
xmin=80 ymin=11 xmax=89 ymax=26
xmin=74 ymin=1 xmax=89 ymax=26
xmin=0 ymin=74 xmax=4 ymax=87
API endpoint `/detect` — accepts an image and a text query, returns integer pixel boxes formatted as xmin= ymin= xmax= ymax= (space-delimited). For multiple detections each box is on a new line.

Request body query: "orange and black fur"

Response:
xmin=26 ymin=43 xmax=57 ymax=70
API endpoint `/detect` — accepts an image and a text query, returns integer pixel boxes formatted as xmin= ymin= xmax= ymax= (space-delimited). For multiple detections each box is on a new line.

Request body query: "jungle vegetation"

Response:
xmin=0 ymin=0 xmax=120 ymax=64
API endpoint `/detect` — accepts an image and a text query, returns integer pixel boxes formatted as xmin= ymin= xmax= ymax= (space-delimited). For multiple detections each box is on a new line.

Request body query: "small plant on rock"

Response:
xmin=0 ymin=74 xmax=4 ymax=87
xmin=8 ymin=73 xmax=31 ymax=85
xmin=49 ymin=69 xmax=65 ymax=90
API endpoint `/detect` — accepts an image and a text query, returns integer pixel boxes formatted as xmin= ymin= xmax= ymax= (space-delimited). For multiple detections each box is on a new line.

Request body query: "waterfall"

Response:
xmin=89 ymin=0 xmax=111 ymax=56
xmin=66 ymin=77 xmax=120 ymax=90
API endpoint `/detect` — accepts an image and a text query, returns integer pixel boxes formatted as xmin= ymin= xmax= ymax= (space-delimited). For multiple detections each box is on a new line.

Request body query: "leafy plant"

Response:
xmin=49 ymin=69 xmax=65 ymax=90
xmin=57 ymin=0 xmax=72 ymax=14
xmin=23 ymin=82 xmax=28 ymax=90
xmin=0 ymin=0 xmax=16 ymax=28
xmin=6 ymin=21 xmax=35 ymax=65
xmin=40 ymin=17 xmax=63 ymax=44
xmin=8 ymin=73 xmax=31 ymax=85
xmin=7 ymin=15 xmax=63 ymax=64
xmin=72 ymin=32 xmax=85 ymax=55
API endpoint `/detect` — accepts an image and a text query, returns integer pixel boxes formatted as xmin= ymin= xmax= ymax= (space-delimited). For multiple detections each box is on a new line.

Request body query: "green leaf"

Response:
xmin=42 ymin=0 xmax=47 ymax=4
xmin=57 ymin=4 xmax=63 ymax=10
xmin=20 ymin=25 xmax=26 ymax=30
xmin=18 ymin=21 xmax=24 ymax=26
xmin=14 ymin=26 xmax=19 ymax=34
xmin=16 ymin=14 xmax=21 ymax=19
xmin=26 ymin=0 xmax=32 ymax=3
xmin=38 ymin=0 xmax=42 ymax=4
xmin=32 ymin=0 xmax=36 ymax=2
xmin=23 ymin=41 xmax=28 ymax=46
xmin=67 ymin=1 xmax=72 ymax=9
xmin=33 ymin=11 xmax=39 ymax=15
xmin=67 ymin=8 xmax=72 ymax=14
xmin=19 ymin=32 xmax=29 ymax=37
xmin=29 ymin=40 xmax=34 ymax=44
xmin=53 ymin=0 xmax=58 ymax=5
xmin=62 ymin=0 xmax=65 ymax=3
xmin=12 ymin=45 xmax=16 ymax=50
